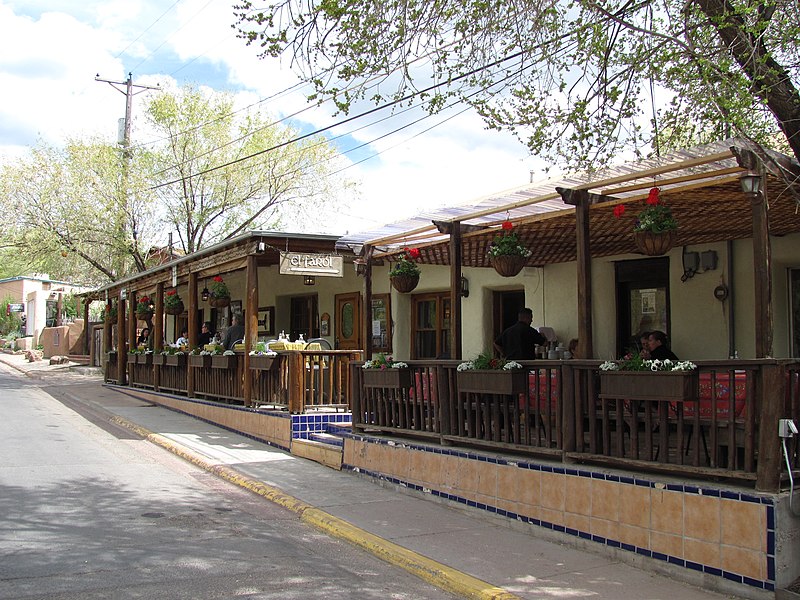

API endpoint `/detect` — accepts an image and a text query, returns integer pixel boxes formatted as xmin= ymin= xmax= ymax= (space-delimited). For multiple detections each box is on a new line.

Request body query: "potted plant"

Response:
xmin=487 ymin=221 xmax=530 ymax=277
xmin=209 ymin=275 xmax=231 ymax=308
xmin=103 ymin=303 xmax=118 ymax=322
xmin=211 ymin=347 xmax=237 ymax=369
xmin=164 ymin=289 xmax=184 ymax=315
xmin=456 ymin=350 xmax=527 ymax=394
xmin=389 ymin=248 xmax=421 ymax=293
xmin=598 ymin=355 xmax=698 ymax=401
xmin=136 ymin=295 xmax=154 ymax=320
xmin=613 ymin=187 xmax=678 ymax=256
xmin=248 ymin=347 xmax=279 ymax=371
xmin=361 ymin=353 xmax=412 ymax=388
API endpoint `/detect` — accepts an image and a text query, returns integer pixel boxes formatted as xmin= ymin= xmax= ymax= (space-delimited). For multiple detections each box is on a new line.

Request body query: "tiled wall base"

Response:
xmin=292 ymin=412 xmax=351 ymax=440
xmin=343 ymin=433 xmax=778 ymax=595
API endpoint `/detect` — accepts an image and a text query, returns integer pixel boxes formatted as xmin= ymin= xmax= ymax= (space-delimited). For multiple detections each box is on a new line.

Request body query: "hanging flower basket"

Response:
xmin=209 ymin=294 xmax=230 ymax=308
xmin=489 ymin=254 xmax=527 ymax=277
xmin=208 ymin=276 xmax=230 ymax=307
xmin=136 ymin=296 xmax=154 ymax=320
xmin=634 ymin=230 xmax=675 ymax=256
xmin=164 ymin=289 xmax=184 ymax=315
xmin=390 ymin=274 xmax=420 ymax=293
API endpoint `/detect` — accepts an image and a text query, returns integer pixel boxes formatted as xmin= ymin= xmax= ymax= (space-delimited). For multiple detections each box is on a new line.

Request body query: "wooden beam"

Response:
xmin=244 ymin=254 xmax=259 ymax=407
xmin=569 ymin=190 xmax=594 ymax=360
xmin=450 ymin=224 xmax=463 ymax=360
xmin=751 ymin=177 xmax=774 ymax=358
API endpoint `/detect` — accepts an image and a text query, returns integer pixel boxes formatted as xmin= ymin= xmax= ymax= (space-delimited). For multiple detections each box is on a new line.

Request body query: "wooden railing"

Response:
xmin=108 ymin=348 xmax=363 ymax=413
xmin=352 ymin=359 xmax=800 ymax=487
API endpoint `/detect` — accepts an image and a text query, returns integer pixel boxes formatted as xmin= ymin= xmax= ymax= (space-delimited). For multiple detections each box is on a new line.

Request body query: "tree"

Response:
xmin=0 ymin=85 xmax=355 ymax=283
xmin=234 ymin=0 xmax=800 ymax=170
xmin=145 ymin=85 xmax=353 ymax=254
xmin=0 ymin=139 xmax=156 ymax=285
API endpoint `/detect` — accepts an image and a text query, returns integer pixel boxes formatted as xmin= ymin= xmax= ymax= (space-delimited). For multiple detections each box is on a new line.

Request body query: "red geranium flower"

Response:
xmin=613 ymin=204 xmax=626 ymax=219
xmin=213 ymin=275 xmax=224 ymax=282
xmin=166 ymin=289 xmax=176 ymax=296
xmin=646 ymin=187 xmax=660 ymax=205
xmin=139 ymin=296 xmax=150 ymax=303
xmin=407 ymin=248 xmax=421 ymax=259
xmin=501 ymin=220 xmax=514 ymax=230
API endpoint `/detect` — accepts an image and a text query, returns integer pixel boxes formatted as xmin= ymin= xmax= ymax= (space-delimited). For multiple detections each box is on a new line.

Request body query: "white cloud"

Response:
xmin=0 ymin=0 xmax=540 ymax=237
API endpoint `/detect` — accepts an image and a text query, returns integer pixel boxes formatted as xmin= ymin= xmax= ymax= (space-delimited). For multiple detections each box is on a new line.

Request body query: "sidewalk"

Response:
xmin=0 ymin=353 xmax=742 ymax=600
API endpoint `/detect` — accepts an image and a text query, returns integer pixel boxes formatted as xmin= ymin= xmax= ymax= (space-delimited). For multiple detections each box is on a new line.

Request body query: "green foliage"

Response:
xmin=388 ymin=257 xmax=421 ymax=277
xmin=234 ymin=0 xmax=800 ymax=169
xmin=0 ymin=297 xmax=23 ymax=337
xmin=487 ymin=230 xmax=530 ymax=257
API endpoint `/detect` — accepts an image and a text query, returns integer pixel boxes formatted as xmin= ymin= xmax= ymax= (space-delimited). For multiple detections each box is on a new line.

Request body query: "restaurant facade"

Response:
xmin=88 ymin=139 xmax=800 ymax=598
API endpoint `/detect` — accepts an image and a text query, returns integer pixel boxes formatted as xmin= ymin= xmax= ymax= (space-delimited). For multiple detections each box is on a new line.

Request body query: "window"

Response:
xmin=411 ymin=292 xmax=451 ymax=359
xmin=290 ymin=295 xmax=319 ymax=341
xmin=371 ymin=294 xmax=392 ymax=353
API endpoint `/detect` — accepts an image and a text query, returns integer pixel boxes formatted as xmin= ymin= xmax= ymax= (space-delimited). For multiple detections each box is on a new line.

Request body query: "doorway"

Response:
xmin=291 ymin=295 xmax=319 ymax=342
xmin=493 ymin=290 xmax=525 ymax=349
xmin=334 ymin=292 xmax=361 ymax=350
xmin=615 ymin=257 xmax=670 ymax=356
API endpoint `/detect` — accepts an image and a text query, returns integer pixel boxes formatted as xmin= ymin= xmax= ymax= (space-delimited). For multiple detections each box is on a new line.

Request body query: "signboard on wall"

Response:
xmin=279 ymin=252 xmax=343 ymax=278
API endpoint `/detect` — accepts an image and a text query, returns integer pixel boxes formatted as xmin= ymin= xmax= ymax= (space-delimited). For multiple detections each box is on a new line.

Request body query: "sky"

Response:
xmin=0 ymin=0 xmax=545 ymax=238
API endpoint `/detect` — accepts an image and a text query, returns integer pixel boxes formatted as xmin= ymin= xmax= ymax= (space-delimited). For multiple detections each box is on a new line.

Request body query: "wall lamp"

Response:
xmin=739 ymin=170 xmax=763 ymax=195
xmin=304 ymin=275 xmax=316 ymax=286
xmin=200 ymin=279 xmax=210 ymax=301
xmin=460 ymin=275 xmax=469 ymax=298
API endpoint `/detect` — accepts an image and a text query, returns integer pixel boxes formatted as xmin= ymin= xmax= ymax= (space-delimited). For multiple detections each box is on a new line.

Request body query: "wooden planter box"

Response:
xmin=457 ymin=369 xmax=527 ymax=394
xmin=136 ymin=353 xmax=152 ymax=365
xmin=211 ymin=354 xmax=237 ymax=369
xmin=188 ymin=354 xmax=211 ymax=368
xmin=599 ymin=370 xmax=698 ymax=401
xmin=127 ymin=353 xmax=138 ymax=364
xmin=152 ymin=354 xmax=166 ymax=366
xmin=362 ymin=368 xmax=413 ymax=389
xmin=165 ymin=354 xmax=186 ymax=367
xmin=107 ymin=352 xmax=117 ymax=363
xmin=249 ymin=354 xmax=278 ymax=371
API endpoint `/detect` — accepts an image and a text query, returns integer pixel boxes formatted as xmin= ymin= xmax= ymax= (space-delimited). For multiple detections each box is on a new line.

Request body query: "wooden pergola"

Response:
xmin=339 ymin=139 xmax=800 ymax=362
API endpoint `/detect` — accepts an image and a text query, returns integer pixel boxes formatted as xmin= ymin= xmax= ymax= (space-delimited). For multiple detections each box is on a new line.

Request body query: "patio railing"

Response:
xmin=352 ymin=359 xmax=800 ymax=487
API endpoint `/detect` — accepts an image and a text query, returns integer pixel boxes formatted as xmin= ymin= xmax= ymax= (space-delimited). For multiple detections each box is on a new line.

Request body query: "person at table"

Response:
xmin=493 ymin=307 xmax=547 ymax=360
xmin=223 ymin=314 xmax=245 ymax=350
xmin=639 ymin=331 xmax=651 ymax=359
xmin=175 ymin=328 xmax=189 ymax=347
xmin=198 ymin=321 xmax=213 ymax=346
xmin=136 ymin=328 xmax=150 ymax=346
xmin=648 ymin=330 xmax=678 ymax=360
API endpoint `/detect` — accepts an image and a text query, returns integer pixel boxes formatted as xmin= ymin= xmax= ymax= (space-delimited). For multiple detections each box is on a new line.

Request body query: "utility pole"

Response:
xmin=95 ymin=73 xmax=160 ymax=274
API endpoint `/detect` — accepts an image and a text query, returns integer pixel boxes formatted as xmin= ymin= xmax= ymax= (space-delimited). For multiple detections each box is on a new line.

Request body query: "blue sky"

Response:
xmin=0 ymin=0 xmax=540 ymax=235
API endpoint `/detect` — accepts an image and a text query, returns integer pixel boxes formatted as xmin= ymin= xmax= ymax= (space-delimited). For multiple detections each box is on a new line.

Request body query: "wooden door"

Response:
xmin=335 ymin=292 xmax=362 ymax=350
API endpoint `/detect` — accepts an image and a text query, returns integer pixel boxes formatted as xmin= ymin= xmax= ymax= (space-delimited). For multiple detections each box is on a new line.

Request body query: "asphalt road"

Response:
xmin=0 ymin=363 xmax=457 ymax=599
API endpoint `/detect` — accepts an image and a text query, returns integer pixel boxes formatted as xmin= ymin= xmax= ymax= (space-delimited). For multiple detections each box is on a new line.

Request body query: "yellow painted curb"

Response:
xmin=110 ymin=415 xmax=521 ymax=600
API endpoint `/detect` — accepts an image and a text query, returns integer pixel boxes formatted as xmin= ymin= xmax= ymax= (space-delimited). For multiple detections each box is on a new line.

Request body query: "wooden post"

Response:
xmin=288 ymin=351 xmax=305 ymax=413
xmin=244 ymin=254 xmax=259 ymax=407
xmin=154 ymin=282 xmax=164 ymax=392
xmin=756 ymin=363 xmax=786 ymax=491
xmin=557 ymin=188 xmax=597 ymax=359
xmin=561 ymin=363 xmax=575 ymax=453
xmin=117 ymin=294 xmax=127 ymax=386
xmin=56 ymin=293 xmax=63 ymax=327
xmin=450 ymin=223 xmax=463 ymax=360
xmin=103 ymin=298 xmax=113 ymax=374
xmin=364 ymin=245 xmax=373 ymax=360
xmin=187 ymin=271 xmax=198 ymax=398
xmin=82 ymin=296 xmax=90 ymax=356
xmin=750 ymin=182 xmax=773 ymax=358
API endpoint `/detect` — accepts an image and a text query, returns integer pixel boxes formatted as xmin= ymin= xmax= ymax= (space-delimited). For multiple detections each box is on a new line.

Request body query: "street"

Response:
xmin=0 ymin=363 xmax=457 ymax=600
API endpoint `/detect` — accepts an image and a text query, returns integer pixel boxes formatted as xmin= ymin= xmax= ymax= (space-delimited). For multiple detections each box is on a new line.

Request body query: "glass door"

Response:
xmin=615 ymin=257 xmax=670 ymax=356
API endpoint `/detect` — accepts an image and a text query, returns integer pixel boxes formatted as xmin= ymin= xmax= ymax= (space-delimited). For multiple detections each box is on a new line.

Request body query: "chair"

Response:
xmin=305 ymin=337 xmax=332 ymax=350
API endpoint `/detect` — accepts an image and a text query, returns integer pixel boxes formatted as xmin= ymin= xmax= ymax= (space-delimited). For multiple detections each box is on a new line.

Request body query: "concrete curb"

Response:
xmin=109 ymin=415 xmax=521 ymax=600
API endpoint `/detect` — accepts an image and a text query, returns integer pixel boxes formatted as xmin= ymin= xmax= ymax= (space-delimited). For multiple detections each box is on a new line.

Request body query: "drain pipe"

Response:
xmin=727 ymin=240 xmax=736 ymax=358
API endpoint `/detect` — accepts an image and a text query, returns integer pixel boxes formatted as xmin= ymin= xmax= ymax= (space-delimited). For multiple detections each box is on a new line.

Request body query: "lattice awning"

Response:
xmin=337 ymin=139 xmax=800 ymax=269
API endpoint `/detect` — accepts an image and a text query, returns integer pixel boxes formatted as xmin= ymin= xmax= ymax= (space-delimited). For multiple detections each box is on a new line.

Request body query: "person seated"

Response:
xmin=639 ymin=331 xmax=651 ymax=359
xmin=648 ymin=330 xmax=678 ymax=360
xmin=136 ymin=328 xmax=150 ymax=346
xmin=568 ymin=338 xmax=579 ymax=359
xmin=175 ymin=328 xmax=189 ymax=347
xmin=223 ymin=314 xmax=245 ymax=350
xmin=492 ymin=307 xmax=547 ymax=360
xmin=198 ymin=321 xmax=213 ymax=346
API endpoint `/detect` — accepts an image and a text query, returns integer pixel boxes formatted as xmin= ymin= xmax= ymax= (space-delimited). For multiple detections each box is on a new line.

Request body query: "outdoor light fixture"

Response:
xmin=460 ymin=275 xmax=469 ymax=298
xmin=304 ymin=275 xmax=316 ymax=286
xmin=201 ymin=281 xmax=210 ymax=301
xmin=739 ymin=170 xmax=763 ymax=195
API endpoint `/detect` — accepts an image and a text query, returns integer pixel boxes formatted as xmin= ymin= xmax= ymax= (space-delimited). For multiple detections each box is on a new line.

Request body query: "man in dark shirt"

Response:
xmin=648 ymin=330 xmax=678 ymax=360
xmin=493 ymin=308 xmax=547 ymax=360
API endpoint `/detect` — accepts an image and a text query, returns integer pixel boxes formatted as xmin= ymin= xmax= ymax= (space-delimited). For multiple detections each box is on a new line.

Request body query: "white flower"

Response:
xmin=392 ymin=362 xmax=408 ymax=369
xmin=362 ymin=360 xmax=375 ymax=369
xmin=599 ymin=361 xmax=619 ymax=371
xmin=200 ymin=350 xmax=211 ymax=356
xmin=649 ymin=359 xmax=663 ymax=371
xmin=503 ymin=361 xmax=523 ymax=370
xmin=457 ymin=361 xmax=474 ymax=371
xmin=222 ymin=350 xmax=235 ymax=356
